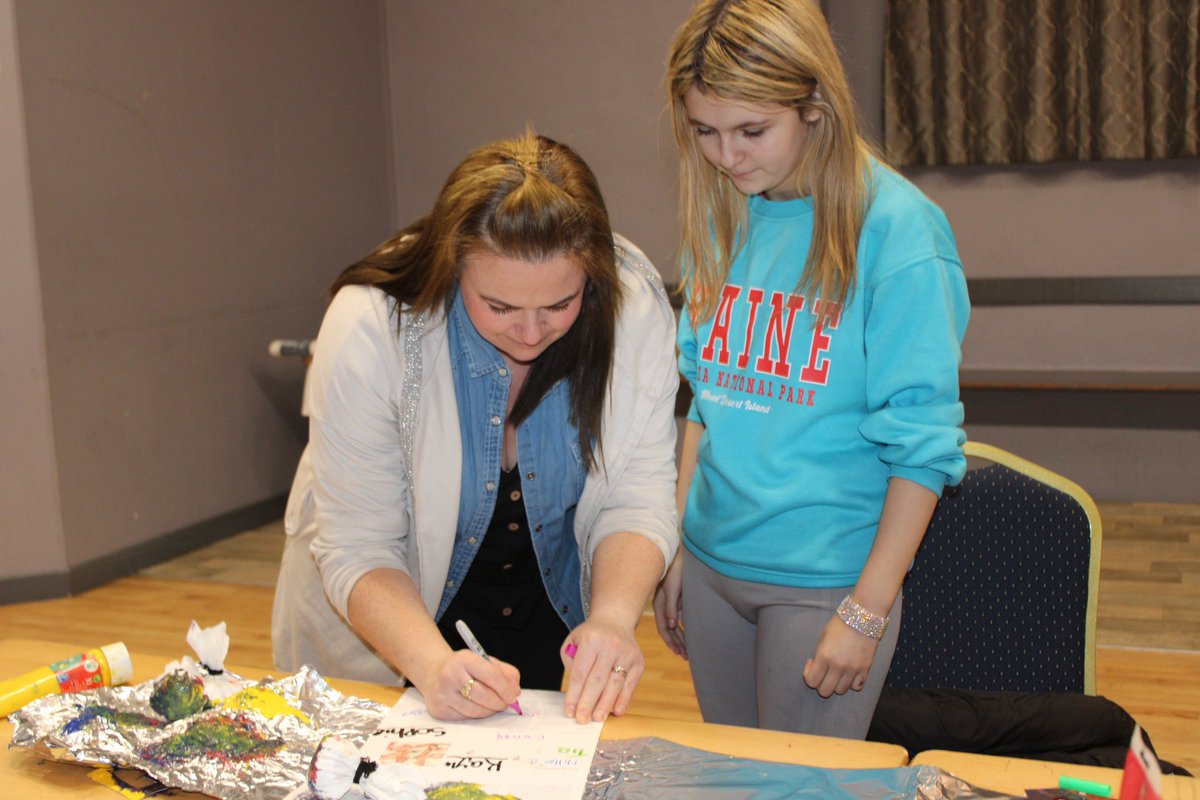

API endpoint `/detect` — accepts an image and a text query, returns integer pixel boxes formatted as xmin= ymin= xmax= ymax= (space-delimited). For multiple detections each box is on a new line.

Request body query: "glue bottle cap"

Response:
xmin=100 ymin=642 xmax=134 ymax=685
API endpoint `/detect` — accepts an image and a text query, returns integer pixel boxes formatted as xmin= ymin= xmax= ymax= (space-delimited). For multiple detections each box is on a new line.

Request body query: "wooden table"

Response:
xmin=912 ymin=749 xmax=1199 ymax=800
xmin=2 ymin=638 xmax=907 ymax=798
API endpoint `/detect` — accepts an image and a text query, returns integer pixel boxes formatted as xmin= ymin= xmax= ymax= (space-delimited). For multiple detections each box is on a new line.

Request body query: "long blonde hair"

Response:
xmin=667 ymin=0 xmax=873 ymax=322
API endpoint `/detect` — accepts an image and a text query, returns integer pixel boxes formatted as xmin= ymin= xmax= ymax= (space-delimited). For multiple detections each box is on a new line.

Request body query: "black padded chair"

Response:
xmin=869 ymin=455 xmax=1194 ymax=774
xmin=885 ymin=441 xmax=1102 ymax=694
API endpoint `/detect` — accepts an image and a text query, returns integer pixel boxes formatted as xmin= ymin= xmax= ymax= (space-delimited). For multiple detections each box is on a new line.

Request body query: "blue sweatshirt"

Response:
xmin=678 ymin=163 xmax=970 ymax=588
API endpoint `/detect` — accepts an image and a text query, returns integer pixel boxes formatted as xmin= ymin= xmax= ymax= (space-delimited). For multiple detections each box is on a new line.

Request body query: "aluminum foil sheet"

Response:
xmin=13 ymin=679 xmax=1024 ymax=800
xmin=585 ymin=737 xmax=1020 ymax=800
xmin=9 ymin=665 xmax=387 ymax=800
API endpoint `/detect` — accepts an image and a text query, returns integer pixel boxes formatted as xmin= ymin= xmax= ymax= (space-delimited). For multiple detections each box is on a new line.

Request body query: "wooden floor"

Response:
xmin=1095 ymin=502 xmax=1200 ymax=651
xmin=1 ymin=501 xmax=1197 ymax=776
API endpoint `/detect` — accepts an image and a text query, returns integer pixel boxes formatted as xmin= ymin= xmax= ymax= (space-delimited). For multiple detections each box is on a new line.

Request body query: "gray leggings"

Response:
xmin=680 ymin=548 xmax=901 ymax=739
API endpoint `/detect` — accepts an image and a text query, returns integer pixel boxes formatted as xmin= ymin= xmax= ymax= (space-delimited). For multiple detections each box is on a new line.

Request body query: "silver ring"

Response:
xmin=612 ymin=665 xmax=628 ymax=677
xmin=460 ymin=678 xmax=475 ymax=699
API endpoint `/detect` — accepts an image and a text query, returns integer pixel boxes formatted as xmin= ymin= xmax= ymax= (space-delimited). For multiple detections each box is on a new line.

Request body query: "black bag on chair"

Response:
xmin=867 ymin=686 xmax=1192 ymax=776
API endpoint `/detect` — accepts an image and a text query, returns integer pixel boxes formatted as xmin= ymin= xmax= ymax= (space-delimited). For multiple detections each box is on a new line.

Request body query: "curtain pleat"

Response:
xmin=885 ymin=0 xmax=1200 ymax=165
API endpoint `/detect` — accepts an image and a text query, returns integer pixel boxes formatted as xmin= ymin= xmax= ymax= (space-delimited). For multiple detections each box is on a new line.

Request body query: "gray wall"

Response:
xmin=1 ymin=0 xmax=67 ymax=587
xmin=384 ymin=0 xmax=692 ymax=275
xmin=1 ymin=1 xmax=393 ymax=594
xmin=2 ymin=1 xmax=1195 ymax=598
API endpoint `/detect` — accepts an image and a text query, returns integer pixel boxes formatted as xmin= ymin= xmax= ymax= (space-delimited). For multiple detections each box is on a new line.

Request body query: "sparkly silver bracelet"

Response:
xmin=836 ymin=594 xmax=889 ymax=640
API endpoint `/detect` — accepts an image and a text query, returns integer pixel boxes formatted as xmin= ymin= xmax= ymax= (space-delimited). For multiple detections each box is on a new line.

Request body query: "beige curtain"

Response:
xmin=884 ymin=1 xmax=1199 ymax=166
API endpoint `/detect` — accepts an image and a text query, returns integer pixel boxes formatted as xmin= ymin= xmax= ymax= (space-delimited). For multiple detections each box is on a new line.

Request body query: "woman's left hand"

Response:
xmin=802 ymin=614 xmax=879 ymax=698
xmin=561 ymin=618 xmax=643 ymax=723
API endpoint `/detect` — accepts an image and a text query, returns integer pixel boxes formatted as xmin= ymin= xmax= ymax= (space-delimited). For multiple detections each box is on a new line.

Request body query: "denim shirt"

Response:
xmin=435 ymin=292 xmax=587 ymax=629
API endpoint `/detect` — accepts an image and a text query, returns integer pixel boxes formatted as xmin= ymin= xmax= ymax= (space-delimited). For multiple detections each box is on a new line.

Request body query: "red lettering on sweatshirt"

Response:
xmin=736 ymin=289 xmax=765 ymax=369
xmin=701 ymin=285 xmax=742 ymax=365
xmin=754 ymin=292 xmax=807 ymax=378
xmin=798 ymin=299 xmax=842 ymax=386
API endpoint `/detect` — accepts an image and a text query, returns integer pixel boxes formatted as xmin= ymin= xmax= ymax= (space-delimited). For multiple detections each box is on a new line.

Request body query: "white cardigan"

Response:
xmin=271 ymin=236 xmax=680 ymax=684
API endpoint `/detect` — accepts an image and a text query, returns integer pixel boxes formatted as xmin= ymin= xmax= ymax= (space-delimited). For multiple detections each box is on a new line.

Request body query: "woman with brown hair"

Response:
xmin=273 ymin=130 xmax=679 ymax=723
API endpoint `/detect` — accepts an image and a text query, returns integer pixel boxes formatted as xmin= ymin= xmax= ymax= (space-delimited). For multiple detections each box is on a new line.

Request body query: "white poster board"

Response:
xmin=358 ymin=689 xmax=603 ymax=799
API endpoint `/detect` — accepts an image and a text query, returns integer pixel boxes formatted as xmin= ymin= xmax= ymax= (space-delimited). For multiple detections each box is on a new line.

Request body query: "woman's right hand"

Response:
xmin=652 ymin=551 xmax=687 ymax=658
xmin=418 ymin=648 xmax=522 ymax=720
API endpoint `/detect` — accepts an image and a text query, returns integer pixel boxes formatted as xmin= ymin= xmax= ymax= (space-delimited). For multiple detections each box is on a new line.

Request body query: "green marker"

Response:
xmin=1058 ymin=775 xmax=1113 ymax=798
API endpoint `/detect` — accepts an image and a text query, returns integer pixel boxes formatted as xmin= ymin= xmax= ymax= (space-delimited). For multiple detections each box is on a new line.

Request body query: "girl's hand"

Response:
xmin=561 ymin=618 xmax=643 ymax=723
xmin=418 ymin=648 xmax=522 ymax=721
xmin=652 ymin=551 xmax=687 ymax=658
xmin=802 ymin=614 xmax=879 ymax=698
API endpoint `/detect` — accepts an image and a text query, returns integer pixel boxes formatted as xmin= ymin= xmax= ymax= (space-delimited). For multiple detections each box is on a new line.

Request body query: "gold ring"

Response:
xmin=612 ymin=665 xmax=628 ymax=677
xmin=460 ymin=678 xmax=475 ymax=699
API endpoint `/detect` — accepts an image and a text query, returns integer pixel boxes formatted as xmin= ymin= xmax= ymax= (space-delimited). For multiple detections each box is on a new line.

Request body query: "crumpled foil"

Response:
xmin=9 ymin=665 xmax=387 ymax=800
xmin=585 ymin=737 xmax=1020 ymax=800
xmin=12 ymin=681 xmax=1022 ymax=800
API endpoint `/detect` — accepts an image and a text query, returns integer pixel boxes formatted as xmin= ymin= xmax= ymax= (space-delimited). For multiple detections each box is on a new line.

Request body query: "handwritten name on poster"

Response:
xmin=358 ymin=689 xmax=602 ymax=799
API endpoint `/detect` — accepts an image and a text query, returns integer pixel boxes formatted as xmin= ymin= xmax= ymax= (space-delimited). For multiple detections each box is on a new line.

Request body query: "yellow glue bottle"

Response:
xmin=0 ymin=642 xmax=133 ymax=717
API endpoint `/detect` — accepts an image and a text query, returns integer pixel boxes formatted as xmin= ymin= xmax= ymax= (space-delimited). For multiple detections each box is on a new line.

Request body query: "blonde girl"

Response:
xmin=654 ymin=0 xmax=970 ymax=739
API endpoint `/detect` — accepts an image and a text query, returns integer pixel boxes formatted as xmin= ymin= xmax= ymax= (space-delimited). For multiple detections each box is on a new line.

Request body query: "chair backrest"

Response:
xmin=885 ymin=441 xmax=1102 ymax=694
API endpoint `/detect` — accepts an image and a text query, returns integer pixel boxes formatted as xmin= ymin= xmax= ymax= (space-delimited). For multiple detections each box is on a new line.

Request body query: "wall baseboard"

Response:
xmin=0 ymin=494 xmax=287 ymax=606
xmin=0 ymin=572 xmax=73 ymax=607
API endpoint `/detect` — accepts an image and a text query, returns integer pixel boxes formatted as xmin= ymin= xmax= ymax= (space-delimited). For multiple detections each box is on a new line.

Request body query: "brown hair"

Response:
xmin=666 ymin=0 xmax=874 ymax=322
xmin=332 ymin=130 xmax=622 ymax=471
